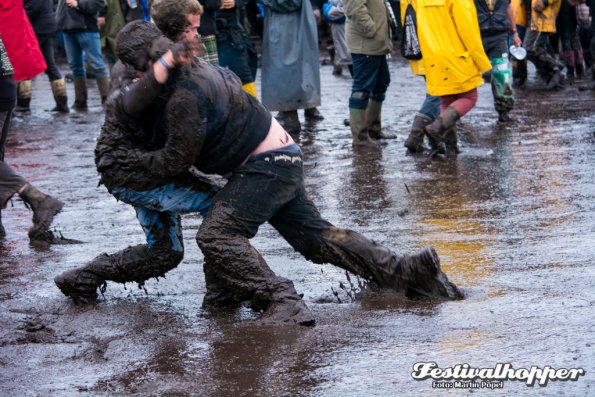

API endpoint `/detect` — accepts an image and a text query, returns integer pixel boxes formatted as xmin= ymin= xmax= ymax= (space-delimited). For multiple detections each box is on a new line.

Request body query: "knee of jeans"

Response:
xmin=349 ymin=91 xmax=369 ymax=109
xmin=369 ymin=93 xmax=386 ymax=102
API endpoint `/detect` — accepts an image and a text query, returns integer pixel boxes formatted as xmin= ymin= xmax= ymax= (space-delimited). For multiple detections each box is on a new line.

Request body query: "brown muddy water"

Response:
xmin=1 ymin=58 xmax=594 ymax=396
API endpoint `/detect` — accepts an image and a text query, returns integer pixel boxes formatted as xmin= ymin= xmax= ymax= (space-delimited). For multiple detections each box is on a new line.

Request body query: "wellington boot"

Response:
xmin=424 ymin=106 xmax=460 ymax=157
xmin=72 ymin=77 xmax=88 ymax=110
xmin=388 ymin=247 xmax=463 ymax=300
xmin=50 ymin=79 xmax=69 ymax=112
xmin=304 ymin=107 xmax=324 ymax=122
xmin=255 ymin=280 xmax=315 ymax=326
xmin=276 ymin=110 xmax=301 ymax=135
xmin=444 ymin=126 xmax=461 ymax=154
xmin=96 ymin=77 xmax=110 ymax=104
xmin=349 ymin=108 xmax=376 ymax=146
xmin=54 ymin=245 xmax=154 ymax=303
xmin=15 ymin=80 xmax=32 ymax=112
xmin=576 ymin=63 xmax=585 ymax=80
xmin=366 ymin=100 xmax=396 ymax=139
xmin=18 ymin=184 xmax=64 ymax=239
xmin=546 ymin=68 xmax=563 ymax=90
xmin=404 ymin=113 xmax=432 ymax=152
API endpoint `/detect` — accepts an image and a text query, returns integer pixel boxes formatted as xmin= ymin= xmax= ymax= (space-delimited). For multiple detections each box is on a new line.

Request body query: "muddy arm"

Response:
xmin=125 ymin=87 xmax=206 ymax=178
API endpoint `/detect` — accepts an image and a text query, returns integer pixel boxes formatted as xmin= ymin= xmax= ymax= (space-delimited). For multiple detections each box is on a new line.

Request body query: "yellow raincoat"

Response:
xmin=511 ymin=0 xmax=560 ymax=32
xmin=416 ymin=0 xmax=492 ymax=96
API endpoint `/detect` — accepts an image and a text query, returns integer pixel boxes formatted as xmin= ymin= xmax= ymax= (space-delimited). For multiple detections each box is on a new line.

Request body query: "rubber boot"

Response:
xmin=512 ymin=59 xmax=527 ymax=87
xmin=385 ymin=247 xmax=463 ymax=300
xmin=404 ymin=113 xmax=432 ymax=152
xmin=276 ymin=110 xmax=301 ymax=135
xmin=15 ymin=80 xmax=32 ymax=112
xmin=424 ymin=106 xmax=460 ymax=157
xmin=0 ymin=210 xmax=5 ymax=239
xmin=444 ymin=126 xmax=461 ymax=154
xmin=366 ymin=99 xmax=396 ymax=139
xmin=349 ymin=107 xmax=375 ymax=146
xmin=50 ymin=79 xmax=69 ymax=113
xmin=54 ymin=244 xmax=158 ymax=303
xmin=576 ymin=48 xmax=585 ymax=80
xmin=96 ymin=76 xmax=110 ymax=104
xmin=253 ymin=279 xmax=316 ymax=326
xmin=72 ymin=76 xmax=88 ymax=110
xmin=546 ymin=67 xmax=563 ymax=90
xmin=18 ymin=184 xmax=64 ymax=240
xmin=304 ymin=107 xmax=324 ymax=122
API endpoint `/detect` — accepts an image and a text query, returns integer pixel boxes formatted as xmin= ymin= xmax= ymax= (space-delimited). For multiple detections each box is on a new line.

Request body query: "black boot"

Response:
xmin=387 ymin=247 xmax=463 ymax=300
xmin=424 ymin=106 xmax=460 ymax=157
xmin=404 ymin=114 xmax=432 ymax=152
xmin=254 ymin=280 xmax=315 ymax=326
xmin=304 ymin=107 xmax=324 ymax=122
xmin=276 ymin=110 xmax=301 ymax=135
xmin=54 ymin=244 xmax=167 ymax=303
xmin=444 ymin=126 xmax=461 ymax=154
xmin=50 ymin=79 xmax=69 ymax=113
xmin=18 ymin=184 xmax=64 ymax=240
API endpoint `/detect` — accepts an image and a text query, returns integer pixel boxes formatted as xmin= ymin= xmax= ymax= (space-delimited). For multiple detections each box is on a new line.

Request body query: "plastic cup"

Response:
xmin=509 ymin=45 xmax=527 ymax=61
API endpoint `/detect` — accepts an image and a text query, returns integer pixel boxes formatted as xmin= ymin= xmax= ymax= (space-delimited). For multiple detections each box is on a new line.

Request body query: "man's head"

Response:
xmin=116 ymin=21 xmax=168 ymax=72
xmin=151 ymin=0 xmax=203 ymax=42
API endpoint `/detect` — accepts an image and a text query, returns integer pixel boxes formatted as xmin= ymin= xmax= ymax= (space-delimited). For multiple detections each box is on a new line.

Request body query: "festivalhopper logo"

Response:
xmin=411 ymin=362 xmax=586 ymax=389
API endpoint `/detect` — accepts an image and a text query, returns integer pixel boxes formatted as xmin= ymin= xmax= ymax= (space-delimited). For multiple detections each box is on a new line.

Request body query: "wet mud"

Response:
xmin=1 ymin=57 xmax=594 ymax=396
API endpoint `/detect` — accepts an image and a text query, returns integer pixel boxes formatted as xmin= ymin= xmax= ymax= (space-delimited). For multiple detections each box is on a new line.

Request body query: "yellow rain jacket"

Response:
xmin=416 ymin=0 xmax=492 ymax=96
xmin=511 ymin=0 xmax=560 ymax=32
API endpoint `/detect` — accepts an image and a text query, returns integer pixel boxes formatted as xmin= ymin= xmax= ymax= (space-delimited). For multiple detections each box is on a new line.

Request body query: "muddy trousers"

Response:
xmin=1 ymin=107 xmax=27 ymax=208
xmin=525 ymin=30 xmax=563 ymax=78
xmin=93 ymin=183 xmax=215 ymax=282
xmin=482 ymin=33 xmax=515 ymax=113
xmin=197 ymin=146 xmax=455 ymax=311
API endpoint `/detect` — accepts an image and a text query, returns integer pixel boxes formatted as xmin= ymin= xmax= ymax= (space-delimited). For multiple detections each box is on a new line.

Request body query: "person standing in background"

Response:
xmin=261 ymin=0 xmax=324 ymax=136
xmin=56 ymin=0 xmax=110 ymax=109
xmin=416 ymin=0 xmax=492 ymax=156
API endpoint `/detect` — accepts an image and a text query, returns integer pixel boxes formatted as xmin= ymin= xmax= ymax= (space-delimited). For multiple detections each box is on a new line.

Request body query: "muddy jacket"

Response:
xmin=56 ymin=0 xmax=105 ymax=33
xmin=118 ymin=61 xmax=271 ymax=179
xmin=344 ymin=0 xmax=392 ymax=55
xmin=474 ymin=0 xmax=511 ymax=35
xmin=416 ymin=0 xmax=491 ymax=96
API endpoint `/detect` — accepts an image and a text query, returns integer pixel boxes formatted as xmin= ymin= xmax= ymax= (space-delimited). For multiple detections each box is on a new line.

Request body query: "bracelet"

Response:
xmin=158 ymin=56 xmax=171 ymax=70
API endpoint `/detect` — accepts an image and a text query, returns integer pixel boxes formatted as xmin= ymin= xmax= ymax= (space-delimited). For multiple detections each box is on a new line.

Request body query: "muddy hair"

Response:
xmin=151 ymin=0 xmax=203 ymax=41
xmin=116 ymin=21 xmax=164 ymax=71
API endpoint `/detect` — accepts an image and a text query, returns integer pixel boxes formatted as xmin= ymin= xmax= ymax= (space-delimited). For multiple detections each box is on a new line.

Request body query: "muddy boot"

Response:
xmin=497 ymin=110 xmax=512 ymax=123
xmin=276 ymin=110 xmax=301 ymax=135
xmin=388 ymin=247 xmax=463 ymax=300
xmin=54 ymin=245 xmax=158 ymax=303
xmin=72 ymin=76 xmax=88 ymax=110
xmin=366 ymin=99 xmax=396 ymax=140
xmin=15 ymin=80 xmax=32 ymax=112
xmin=96 ymin=76 xmax=110 ymax=105
xmin=349 ymin=107 xmax=376 ymax=146
xmin=255 ymin=280 xmax=315 ymax=326
xmin=546 ymin=67 xmax=563 ymax=90
xmin=304 ymin=107 xmax=324 ymax=122
xmin=0 ymin=211 xmax=5 ymax=239
xmin=424 ymin=106 xmax=460 ymax=157
xmin=18 ymin=184 xmax=64 ymax=240
xmin=50 ymin=79 xmax=69 ymax=112
xmin=444 ymin=126 xmax=460 ymax=154
xmin=404 ymin=113 xmax=432 ymax=153
xmin=512 ymin=59 xmax=527 ymax=87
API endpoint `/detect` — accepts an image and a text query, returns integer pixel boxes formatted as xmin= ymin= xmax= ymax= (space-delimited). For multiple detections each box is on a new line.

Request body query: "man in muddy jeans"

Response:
xmin=53 ymin=21 xmax=221 ymax=303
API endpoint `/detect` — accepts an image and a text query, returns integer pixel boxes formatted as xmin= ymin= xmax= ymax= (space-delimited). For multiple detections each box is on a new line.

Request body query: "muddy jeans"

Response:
xmin=482 ymin=33 xmax=514 ymax=113
xmin=197 ymin=144 xmax=416 ymax=307
xmin=112 ymin=183 xmax=214 ymax=255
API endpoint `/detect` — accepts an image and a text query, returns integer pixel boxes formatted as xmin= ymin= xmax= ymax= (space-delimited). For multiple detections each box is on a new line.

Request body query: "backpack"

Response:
xmin=401 ymin=2 xmax=422 ymax=60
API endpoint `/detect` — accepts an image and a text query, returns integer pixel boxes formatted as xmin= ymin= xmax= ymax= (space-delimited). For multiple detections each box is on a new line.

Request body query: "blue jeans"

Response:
xmin=217 ymin=35 xmax=257 ymax=85
xmin=349 ymin=53 xmax=391 ymax=108
xmin=418 ymin=93 xmax=441 ymax=119
xmin=112 ymin=183 xmax=214 ymax=253
xmin=63 ymin=31 xmax=109 ymax=78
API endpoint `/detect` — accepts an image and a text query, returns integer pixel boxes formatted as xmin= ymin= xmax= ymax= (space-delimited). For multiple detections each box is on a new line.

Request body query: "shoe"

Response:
xmin=18 ymin=184 xmax=64 ymax=239
xmin=394 ymin=247 xmax=463 ymax=301
xmin=276 ymin=110 xmax=301 ymax=135
xmin=30 ymin=230 xmax=82 ymax=245
xmin=304 ymin=107 xmax=324 ymax=122
xmin=54 ymin=267 xmax=106 ymax=304
xmin=498 ymin=111 xmax=512 ymax=123
xmin=257 ymin=296 xmax=316 ymax=326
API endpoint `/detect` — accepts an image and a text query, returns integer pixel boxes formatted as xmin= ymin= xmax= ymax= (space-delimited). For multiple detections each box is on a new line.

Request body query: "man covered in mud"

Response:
xmin=54 ymin=22 xmax=220 ymax=303
xmin=59 ymin=21 xmax=464 ymax=326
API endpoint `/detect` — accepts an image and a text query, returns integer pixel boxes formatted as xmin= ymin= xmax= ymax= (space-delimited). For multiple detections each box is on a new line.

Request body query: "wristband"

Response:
xmin=158 ymin=56 xmax=171 ymax=70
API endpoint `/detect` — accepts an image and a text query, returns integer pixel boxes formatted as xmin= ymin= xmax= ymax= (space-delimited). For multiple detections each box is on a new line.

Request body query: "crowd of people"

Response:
xmin=0 ymin=0 xmax=593 ymax=325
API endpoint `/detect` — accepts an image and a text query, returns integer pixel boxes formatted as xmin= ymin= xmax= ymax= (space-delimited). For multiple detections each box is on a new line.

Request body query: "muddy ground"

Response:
xmin=0 ymin=56 xmax=594 ymax=396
